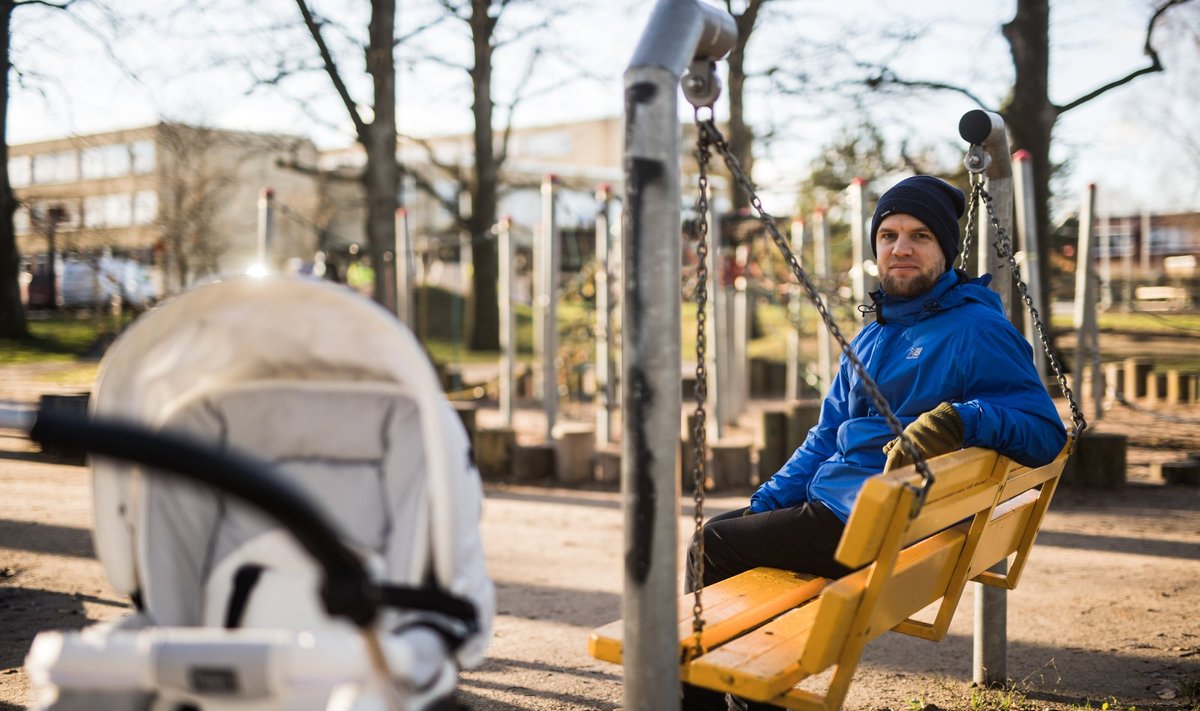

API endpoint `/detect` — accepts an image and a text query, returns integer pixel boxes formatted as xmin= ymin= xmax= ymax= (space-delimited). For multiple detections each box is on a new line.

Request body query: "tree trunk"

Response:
xmin=726 ymin=0 xmax=763 ymax=214
xmin=1001 ymin=0 xmax=1056 ymax=331
xmin=467 ymin=0 xmax=499 ymax=351
xmin=0 ymin=1 xmax=28 ymax=338
xmin=364 ymin=0 xmax=398 ymax=308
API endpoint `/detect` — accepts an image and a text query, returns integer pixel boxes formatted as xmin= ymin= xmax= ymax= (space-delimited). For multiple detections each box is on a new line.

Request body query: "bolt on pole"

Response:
xmin=622 ymin=1 xmax=736 ymax=708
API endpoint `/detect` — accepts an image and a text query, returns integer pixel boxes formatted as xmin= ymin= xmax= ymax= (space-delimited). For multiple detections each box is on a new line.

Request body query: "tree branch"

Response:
xmin=294 ymin=0 xmax=368 ymax=143
xmin=14 ymin=0 xmax=76 ymax=8
xmin=1056 ymin=0 xmax=1194 ymax=114
xmin=857 ymin=65 xmax=993 ymax=109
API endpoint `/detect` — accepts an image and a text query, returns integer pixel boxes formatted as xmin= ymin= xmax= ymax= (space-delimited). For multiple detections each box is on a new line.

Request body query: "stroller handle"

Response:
xmin=30 ymin=409 xmax=380 ymax=627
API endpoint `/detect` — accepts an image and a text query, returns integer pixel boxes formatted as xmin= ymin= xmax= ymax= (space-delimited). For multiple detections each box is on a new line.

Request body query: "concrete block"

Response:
xmin=760 ymin=407 xmax=790 ymax=482
xmin=512 ymin=443 xmax=555 ymax=482
xmin=710 ymin=439 xmax=753 ymax=490
xmin=1062 ymin=431 xmax=1126 ymax=489
xmin=37 ymin=393 xmax=91 ymax=464
xmin=1166 ymin=370 xmax=1188 ymax=405
xmin=1151 ymin=460 xmax=1200 ymax=486
xmin=1147 ymin=371 xmax=1168 ymax=402
xmin=1124 ymin=358 xmax=1152 ymax=400
xmin=552 ymin=423 xmax=595 ymax=484
xmin=595 ymin=444 xmax=621 ymax=485
xmin=788 ymin=400 xmax=821 ymax=453
xmin=452 ymin=401 xmax=477 ymax=444
xmin=475 ymin=427 xmax=515 ymax=481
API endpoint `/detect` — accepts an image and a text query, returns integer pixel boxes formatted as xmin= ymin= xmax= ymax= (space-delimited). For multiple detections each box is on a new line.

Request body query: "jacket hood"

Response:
xmin=864 ymin=269 xmax=1000 ymax=326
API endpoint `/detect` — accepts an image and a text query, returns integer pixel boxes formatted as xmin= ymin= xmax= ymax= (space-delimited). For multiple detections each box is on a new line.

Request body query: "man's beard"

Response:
xmin=880 ymin=265 xmax=943 ymax=299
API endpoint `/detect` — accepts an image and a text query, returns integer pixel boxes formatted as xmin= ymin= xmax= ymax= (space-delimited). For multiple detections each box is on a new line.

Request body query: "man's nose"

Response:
xmin=894 ymin=236 xmax=915 ymax=254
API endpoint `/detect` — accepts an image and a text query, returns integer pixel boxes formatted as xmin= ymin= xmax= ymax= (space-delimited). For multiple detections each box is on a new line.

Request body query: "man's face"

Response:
xmin=876 ymin=213 xmax=946 ymax=298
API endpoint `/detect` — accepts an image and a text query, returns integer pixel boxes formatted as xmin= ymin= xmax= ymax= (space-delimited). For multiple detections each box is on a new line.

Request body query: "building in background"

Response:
xmin=11 ymin=123 xmax=322 ymax=304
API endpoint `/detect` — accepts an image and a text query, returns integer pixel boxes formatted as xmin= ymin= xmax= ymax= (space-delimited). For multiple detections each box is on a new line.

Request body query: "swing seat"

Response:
xmin=588 ymin=444 xmax=1069 ymax=710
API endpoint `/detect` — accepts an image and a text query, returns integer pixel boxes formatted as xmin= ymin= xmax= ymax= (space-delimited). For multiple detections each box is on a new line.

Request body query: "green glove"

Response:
xmin=882 ymin=402 xmax=964 ymax=472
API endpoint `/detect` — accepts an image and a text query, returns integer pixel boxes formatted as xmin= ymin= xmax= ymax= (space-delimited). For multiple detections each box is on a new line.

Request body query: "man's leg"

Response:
xmin=686 ymin=502 xmax=850 ymax=592
xmin=681 ymin=502 xmax=850 ymax=710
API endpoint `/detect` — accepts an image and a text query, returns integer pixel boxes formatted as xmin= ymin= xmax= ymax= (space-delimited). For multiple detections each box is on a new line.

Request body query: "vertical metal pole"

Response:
xmin=733 ymin=278 xmax=749 ymax=414
xmin=540 ymin=174 xmax=559 ymax=442
xmin=1013 ymin=151 xmax=1046 ymax=378
xmin=959 ymin=109 xmax=1014 ymax=687
xmin=256 ymin=187 xmax=275 ymax=271
xmin=1075 ymin=184 xmax=1100 ymax=421
xmin=1100 ymin=214 xmax=1113 ymax=310
xmin=499 ymin=216 xmax=515 ymax=429
xmin=1140 ymin=210 xmax=1152 ymax=278
xmin=848 ymin=178 xmax=869 ymax=311
xmin=785 ymin=218 xmax=804 ymax=401
xmin=395 ymin=207 xmax=414 ymax=326
xmin=813 ymin=208 xmax=833 ymax=392
xmin=705 ymin=185 xmax=725 ymax=438
xmin=974 ymin=559 xmax=1008 ymax=687
xmin=1121 ymin=217 xmax=1134 ymax=310
xmin=595 ymin=185 xmax=614 ymax=445
xmin=622 ymin=3 xmax=736 ymax=707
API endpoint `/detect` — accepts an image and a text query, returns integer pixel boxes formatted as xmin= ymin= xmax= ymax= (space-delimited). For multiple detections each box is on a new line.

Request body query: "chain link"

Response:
xmin=695 ymin=118 xmax=937 ymax=505
xmin=969 ymin=172 xmax=1087 ymax=439
xmin=686 ymin=111 xmax=712 ymax=661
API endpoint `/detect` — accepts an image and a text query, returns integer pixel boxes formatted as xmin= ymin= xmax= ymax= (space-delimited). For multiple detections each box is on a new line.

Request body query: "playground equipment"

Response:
xmin=591 ymin=1 xmax=1083 ymax=707
xmin=16 ymin=276 xmax=494 ymax=710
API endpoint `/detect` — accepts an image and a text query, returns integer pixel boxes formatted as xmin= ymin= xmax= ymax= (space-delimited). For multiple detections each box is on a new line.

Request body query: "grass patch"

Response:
xmin=0 ymin=314 xmax=122 ymax=366
xmin=1051 ymin=310 xmax=1200 ymax=335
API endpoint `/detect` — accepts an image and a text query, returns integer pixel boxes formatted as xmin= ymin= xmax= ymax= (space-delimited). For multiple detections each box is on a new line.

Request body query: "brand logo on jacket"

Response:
xmin=906 ymin=346 xmax=923 ymax=360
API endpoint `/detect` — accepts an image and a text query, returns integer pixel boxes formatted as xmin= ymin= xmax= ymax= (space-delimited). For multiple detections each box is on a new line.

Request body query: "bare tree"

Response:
xmin=723 ymin=0 xmax=771 ymax=213
xmin=294 ymin=0 xmax=397 ymax=308
xmin=1 ymin=0 xmax=81 ymax=338
xmin=399 ymin=0 xmax=575 ymax=351
xmin=780 ymin=0 xmax=1195 ymax=325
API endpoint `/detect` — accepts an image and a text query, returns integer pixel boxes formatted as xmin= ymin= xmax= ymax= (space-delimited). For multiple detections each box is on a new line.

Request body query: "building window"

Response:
xmin=82 ymin=193 xmax=132 ymax=228
xmin=131 ymin=140 xmax=155 ymax=174
xmin=133 ymin=190 xmax=157 ymax=225
xmin=32 ymin=150 xmax=79 ymax=184
xmin=9 ymin=155 xmax=31 ymax=187
xmin=81 ymin=144 xmax=132 ymax=180
xmin=105 ymin=193 xmax=132 ymax=227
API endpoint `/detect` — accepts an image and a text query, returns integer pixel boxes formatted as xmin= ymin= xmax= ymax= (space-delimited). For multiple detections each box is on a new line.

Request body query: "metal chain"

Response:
xmin=696 ymin=118 xmax=937 ymax=505
xmin=959 ymin=180 xmax=983 ymax=270
xmin=969 ymin=172 xmax=1088 ymax=439
xmin=687 ymin=111 xmax=712 ymax=660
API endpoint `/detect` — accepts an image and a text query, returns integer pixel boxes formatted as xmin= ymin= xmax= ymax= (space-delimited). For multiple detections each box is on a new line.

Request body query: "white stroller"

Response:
xmin=24 ymin=276 xmax=495 ymax=711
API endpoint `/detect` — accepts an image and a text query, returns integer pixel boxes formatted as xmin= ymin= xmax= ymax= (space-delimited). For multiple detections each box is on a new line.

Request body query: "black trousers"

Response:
xmin=680 ymin=502 xmax=852 ymax=711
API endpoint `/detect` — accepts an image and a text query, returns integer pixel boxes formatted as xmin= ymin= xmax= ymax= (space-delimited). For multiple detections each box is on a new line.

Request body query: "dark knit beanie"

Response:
xmin=869 ymin=176 xmax=966 ymax=267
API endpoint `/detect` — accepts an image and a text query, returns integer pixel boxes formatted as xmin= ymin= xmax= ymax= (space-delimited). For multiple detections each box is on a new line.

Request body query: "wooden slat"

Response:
xmin=687 ymin=527 xmax=970 ymax=701
xmin=836 ymin=448 xmax=999 ymax=568
xmin=967 ymin=491 xmax=1039 ymax=579
xmin=684 ymin=602 xmax=822 ymax=700
xmin=587 ymin=567 xmax=826 ymax=664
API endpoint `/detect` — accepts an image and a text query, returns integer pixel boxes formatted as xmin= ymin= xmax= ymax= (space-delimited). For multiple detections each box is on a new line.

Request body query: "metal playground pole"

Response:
xmin=622 ymin=2 xmax=735 ymax=707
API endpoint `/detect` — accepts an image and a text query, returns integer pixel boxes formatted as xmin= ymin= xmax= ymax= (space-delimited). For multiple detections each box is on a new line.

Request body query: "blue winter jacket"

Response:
xmin=750 ymin=268 xmax=1067 ymax=522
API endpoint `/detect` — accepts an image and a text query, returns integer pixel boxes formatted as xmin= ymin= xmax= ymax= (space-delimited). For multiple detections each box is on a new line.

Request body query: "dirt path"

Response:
xmin=1 ymin=380 xmax=1198 ymax=709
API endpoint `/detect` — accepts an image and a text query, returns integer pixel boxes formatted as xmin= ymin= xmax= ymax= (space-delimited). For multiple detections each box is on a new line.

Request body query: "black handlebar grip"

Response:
xmin=959 ymin=110 xmax=993 ymax=145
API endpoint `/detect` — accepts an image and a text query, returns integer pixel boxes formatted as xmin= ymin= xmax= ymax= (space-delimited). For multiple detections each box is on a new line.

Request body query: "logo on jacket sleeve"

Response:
xmin=906 ymin=346 xmax=924 ymax=360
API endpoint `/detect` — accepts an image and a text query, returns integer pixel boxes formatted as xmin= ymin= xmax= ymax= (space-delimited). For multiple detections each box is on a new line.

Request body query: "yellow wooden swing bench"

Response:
xmin=588 ymin=443 xmax=1070 ymax=710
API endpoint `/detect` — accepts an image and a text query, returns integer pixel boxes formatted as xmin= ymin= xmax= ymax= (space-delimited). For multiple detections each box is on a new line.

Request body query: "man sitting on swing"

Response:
xmin=683 ymin=175 xmax=1067 ymax=711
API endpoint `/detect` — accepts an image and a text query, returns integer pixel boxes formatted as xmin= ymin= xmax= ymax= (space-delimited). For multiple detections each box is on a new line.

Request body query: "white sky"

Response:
xmin=9 ymin=0 xmax=1199 ymax=216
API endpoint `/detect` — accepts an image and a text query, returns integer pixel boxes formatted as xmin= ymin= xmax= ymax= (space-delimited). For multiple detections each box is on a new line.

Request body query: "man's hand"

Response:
xmin=882 ymin=402 xmax=964 ymax=471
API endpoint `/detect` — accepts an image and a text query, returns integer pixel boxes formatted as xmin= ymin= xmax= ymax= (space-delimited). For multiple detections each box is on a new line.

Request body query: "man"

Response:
xmin=681 ymin=175 xmax=1067 ymax=711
